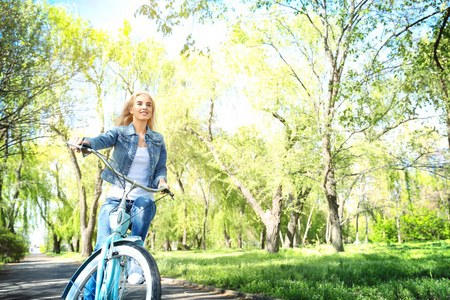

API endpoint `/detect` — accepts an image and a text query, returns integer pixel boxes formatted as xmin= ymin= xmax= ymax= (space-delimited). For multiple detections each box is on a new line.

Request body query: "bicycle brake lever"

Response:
xmin=79 ymin=143 xmax=92 ymax=157
xmin=163 ymin=189 xmax=174 ymax=199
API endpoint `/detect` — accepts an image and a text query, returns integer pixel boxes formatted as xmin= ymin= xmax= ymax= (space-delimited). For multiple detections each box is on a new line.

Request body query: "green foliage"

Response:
xmin=0 ymin=0 xmax=88 ymax=139
xmin=371 ymin=216 xmax=399 ymax=243
xmin=136 ymin=0 xmax=228 ymax=36
xmin=154 ymin=241 xmax=450 ymax=300
xmin=371 ymin=209 xmax=450 ymax=243
xmin=402 ymin=208 xmax=450 ymax=241
xmin=0 ymin=227 xmax=28 ymax=263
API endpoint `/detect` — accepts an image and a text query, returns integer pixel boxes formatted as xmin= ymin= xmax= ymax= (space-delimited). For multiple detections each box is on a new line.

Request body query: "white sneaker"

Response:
xmin=127 ymin=259 xmax=144 ymax=284
xmin=128 ymin=272 xmax=144 ymax=284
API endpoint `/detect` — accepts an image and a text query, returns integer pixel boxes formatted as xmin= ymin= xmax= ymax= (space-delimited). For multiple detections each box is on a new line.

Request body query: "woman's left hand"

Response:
xmin=158 ymin=179 xmax=170 ymax=194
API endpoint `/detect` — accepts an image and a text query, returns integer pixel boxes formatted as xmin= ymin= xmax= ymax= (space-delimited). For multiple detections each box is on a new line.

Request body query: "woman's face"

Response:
xmin=130 ymin=95 xmax=153 ymax=123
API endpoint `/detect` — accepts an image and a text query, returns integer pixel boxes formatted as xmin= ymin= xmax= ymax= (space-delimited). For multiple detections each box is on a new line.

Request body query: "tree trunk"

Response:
xmin=176 ymin=175 xmax=189 ymax=251
xmin=80 ymin=159 xmax=104 ymax=257
xmin=323 ymin=133 xmax=344 ymax=252
xmin=322 ymin=140 xmax=342 ymax=251
xmin=72 ymin=237 xmax=79 ymax=252
xmin=80 ymin=160 xmax=104 ymax=257
xmin=68 ymin=237 xmax=75 ymax=252
xmin=294 ymin=219 xmax=301 ymax=247
xmin=152 ymin=232 xmax=156 ymax=250
xmin=0 ymin=128 xmax=9 ymax=228
xmin=355 ymin=200 xmax=360 ymax=245
xmin=238 ymin=208 xmax=243 ymax=248
xmin=202 ymin=204 xmax=208 ymax=250
xmin=396 ymin=214 xmax=402 ymax=243
xmin=53 ymin=233 xmax=61 ymax=254
xmin=200 ymin=183 xmax=209 ymax=251
xmin=266 ymin=222 xmax=280 ymax=253
xmin=265 ymin=186 xmax=283 ymax=253
xmin=223 ymin=225 xmax=231 ymax=248
xmin=329 ymin=201 xmax=344 ymax=251
xmin=182 ymin=202 xmax=188 ymax=250
xmin=364 ymin=211 xmax=369 ymax=243
xmin=323 ymin=143 xmax=343 ymax=251
xmin=447 ymin=196 xmax=450 ymax=223
xmin=196 ymin=233 xmax=202 ymax=249
xmin=284 ymin=210 xmax=300 ymax=249
xmin=284 ymin=191 xmax=307 ymax=249
xmin=163 ymin=237 xmax=171 ymax=251
xmin=325 ymin=212 xmax=331 ymax=244
xmin=355 ymin=217 xmax=360 ymax=245
xmin=145 ymin=230 xmax=155 ymax=250
xmin=302 ymin=202 xmax=315 ymax=246
xmin=395 ymin=195 xmax=402 ymax=243
xmin=259 ymin=227 xmax=265 ymax=249
xmin=147 ymin=230 xmax=156 ymax=251
xmin=4 ymin=134 xmax=23 ymax=234
xmin=279 ymin=231 xmax=285 ymax=249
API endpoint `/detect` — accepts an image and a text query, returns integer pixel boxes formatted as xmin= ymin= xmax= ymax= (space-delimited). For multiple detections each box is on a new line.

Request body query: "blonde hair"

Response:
xmin=115 ymin=92 xmax=156 ymax=130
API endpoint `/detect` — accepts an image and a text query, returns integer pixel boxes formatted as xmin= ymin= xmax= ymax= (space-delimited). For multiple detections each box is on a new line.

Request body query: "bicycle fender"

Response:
xmin=121 ymin=235 xmax=142 ymax=244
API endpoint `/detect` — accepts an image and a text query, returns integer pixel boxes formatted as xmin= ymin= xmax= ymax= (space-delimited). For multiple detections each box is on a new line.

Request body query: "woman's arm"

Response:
xmin=82 ymin=128 xmax=120 ymax=150
xmin=152 ymin=138 xmax=168 ymax=189
xmin=68 ymin=128 xmax=120 ymax=152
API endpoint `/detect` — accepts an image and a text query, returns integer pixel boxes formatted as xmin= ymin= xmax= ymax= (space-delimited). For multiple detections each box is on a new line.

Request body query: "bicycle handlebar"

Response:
xmin=66 ymin=142 xmax=174 ymax=197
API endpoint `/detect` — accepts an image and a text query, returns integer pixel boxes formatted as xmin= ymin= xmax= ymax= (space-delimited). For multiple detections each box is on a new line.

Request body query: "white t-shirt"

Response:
xmin=106 ymin=147 xmax=153 ymax=200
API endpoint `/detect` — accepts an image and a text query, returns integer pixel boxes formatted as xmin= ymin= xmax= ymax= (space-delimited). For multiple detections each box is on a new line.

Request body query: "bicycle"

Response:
xmin=62 ymin=142 xmax=173 ymax=300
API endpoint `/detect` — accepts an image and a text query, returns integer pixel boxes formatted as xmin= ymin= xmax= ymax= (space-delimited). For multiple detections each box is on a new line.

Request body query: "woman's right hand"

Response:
xmin=67 ymin=137 xmax=89 ymax=152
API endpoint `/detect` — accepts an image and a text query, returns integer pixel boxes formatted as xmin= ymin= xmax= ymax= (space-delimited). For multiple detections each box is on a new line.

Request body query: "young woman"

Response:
xmin=68 ymin=91 xmax=169 ymax=285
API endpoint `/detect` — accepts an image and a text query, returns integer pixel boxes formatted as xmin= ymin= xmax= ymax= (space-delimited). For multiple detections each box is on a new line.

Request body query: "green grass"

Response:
xmin=152 ymin=241 xmax=450 ymax=300
xmin=43 ymin=250 xmax=84 ymax=262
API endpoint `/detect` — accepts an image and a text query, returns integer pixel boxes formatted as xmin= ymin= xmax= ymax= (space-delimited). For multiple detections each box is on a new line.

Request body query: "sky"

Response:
xmin=48 ymin=0 xmax=227 ymax=58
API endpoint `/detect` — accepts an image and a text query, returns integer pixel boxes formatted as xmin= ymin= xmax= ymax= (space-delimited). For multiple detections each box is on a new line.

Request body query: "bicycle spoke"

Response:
xmin=64 ymin=241 xmax=161 ymax=300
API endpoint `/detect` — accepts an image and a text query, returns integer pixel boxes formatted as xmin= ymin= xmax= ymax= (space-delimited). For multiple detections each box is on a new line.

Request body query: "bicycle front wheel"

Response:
xmin=64 ymin=241 xmax=161 ymax=300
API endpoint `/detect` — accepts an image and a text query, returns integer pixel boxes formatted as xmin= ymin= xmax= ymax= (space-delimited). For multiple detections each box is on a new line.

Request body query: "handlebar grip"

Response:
xmin=80 ymin=143 xmax=92 ymax=150
xmin=66 ymin=142 xmax=92 ymax=154
xmin=163 ymin=189 xmax=174 ymax=198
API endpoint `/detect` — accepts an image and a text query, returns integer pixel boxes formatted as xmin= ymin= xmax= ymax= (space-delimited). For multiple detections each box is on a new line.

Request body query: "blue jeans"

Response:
xmin=84 ymin=196 xmax=156 ymax=300
xmin=94 ymin=196 xmax=157 ymax=251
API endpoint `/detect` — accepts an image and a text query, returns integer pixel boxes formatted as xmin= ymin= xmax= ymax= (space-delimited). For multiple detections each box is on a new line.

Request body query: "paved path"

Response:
xmin=0 ymin=253 xmax=237 ymax=300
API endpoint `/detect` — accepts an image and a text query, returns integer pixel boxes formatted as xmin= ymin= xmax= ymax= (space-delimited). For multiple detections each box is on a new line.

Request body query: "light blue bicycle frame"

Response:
xmin=65 ymin=143 xmax=168 ymax=300
xmin=94 ymin=186 xmax=136 ymax=299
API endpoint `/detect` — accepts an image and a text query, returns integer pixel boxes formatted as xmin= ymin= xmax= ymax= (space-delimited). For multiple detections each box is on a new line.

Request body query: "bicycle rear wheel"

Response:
xmin=64 ymin=240 xmax=161 ymax=300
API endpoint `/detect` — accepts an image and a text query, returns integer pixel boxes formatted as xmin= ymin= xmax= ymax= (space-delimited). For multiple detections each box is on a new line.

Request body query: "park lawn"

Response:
xmin=152 ymin=241 xmax=450 ymax=300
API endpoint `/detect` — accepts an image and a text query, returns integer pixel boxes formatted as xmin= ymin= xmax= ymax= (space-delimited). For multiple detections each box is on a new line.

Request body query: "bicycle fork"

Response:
xmin=95 ymin=234 xmax=122 ymax=299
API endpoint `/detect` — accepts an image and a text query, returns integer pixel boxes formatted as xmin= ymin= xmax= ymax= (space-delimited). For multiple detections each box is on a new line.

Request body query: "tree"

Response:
xmin=137 ymin=0 xmax=450 ymax=252
xmin=0 ymin=0 xmax=89 ymax=233
xmin=406 ymin=8 xmax=450 ymax=222
xmin=186 ymin=104 xmax=286 ymax=253
xmin=35 ymin=16 xmax=116 ymax=256
xmin=25 ymin=146 xmax=75 ymax=253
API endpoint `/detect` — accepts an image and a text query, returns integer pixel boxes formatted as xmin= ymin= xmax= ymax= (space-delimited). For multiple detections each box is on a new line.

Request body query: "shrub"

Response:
xmin=371 ymin=209 xmax=450 ymax=242
xmin=402 ymin=208 xmax=450 ymax=241
xmin=0 ymin=227 xmax=28 ymax=263
xmin=371 ymin=216 xmax=398 ymax=242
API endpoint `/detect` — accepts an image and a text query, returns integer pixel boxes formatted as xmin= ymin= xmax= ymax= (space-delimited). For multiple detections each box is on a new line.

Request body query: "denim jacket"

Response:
xmin=83 ymin=123 xmax=167 ymax=189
